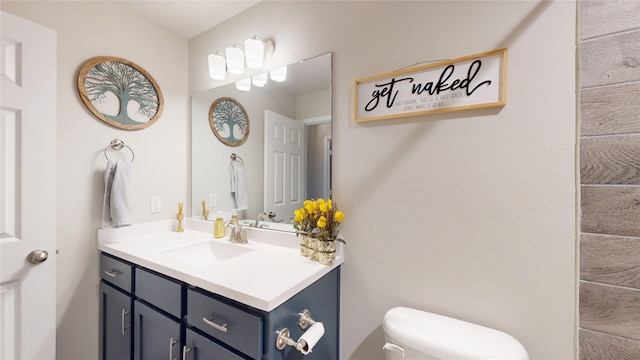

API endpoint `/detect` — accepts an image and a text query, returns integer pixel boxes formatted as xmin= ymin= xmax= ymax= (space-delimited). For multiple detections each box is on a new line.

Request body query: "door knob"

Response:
xmin=27 ymin=249 xmax=49 ymax=264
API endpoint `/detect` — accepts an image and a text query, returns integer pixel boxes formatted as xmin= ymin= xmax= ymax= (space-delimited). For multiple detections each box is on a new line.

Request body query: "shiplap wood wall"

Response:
xmin=579 ymin=1 xmax=640 ymax=359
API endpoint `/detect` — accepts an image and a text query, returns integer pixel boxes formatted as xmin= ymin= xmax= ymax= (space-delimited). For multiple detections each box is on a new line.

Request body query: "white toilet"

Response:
xmin=383 ymin=307 xmax=529 ymax=360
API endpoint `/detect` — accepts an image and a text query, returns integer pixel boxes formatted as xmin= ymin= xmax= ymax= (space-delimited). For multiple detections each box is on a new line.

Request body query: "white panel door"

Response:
xmin=264 ymin=110 xmax=305 ymax=223
xmin=1 ymin=11 xmax=57 ymax=359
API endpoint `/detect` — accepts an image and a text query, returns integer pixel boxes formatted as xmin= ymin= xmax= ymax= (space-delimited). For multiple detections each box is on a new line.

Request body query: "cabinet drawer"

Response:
xmin=187 ymin=289 xmax=262 ymax=359
xmin=135 ymin=268 xmax=183 ymax=318
xmin=100 ymin=253 xmax=133 ymax=293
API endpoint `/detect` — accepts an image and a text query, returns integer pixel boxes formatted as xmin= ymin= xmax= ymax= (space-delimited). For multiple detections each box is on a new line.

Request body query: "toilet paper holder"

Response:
xmin=298 ymin=309 xmax=316 ymax=329
xmin=276 ymin=309 xmax=325 ymax=355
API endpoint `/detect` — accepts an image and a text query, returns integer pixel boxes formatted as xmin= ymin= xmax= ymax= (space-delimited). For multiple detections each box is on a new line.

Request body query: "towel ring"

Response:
xmin=230 ymin=153 xmax=244 ymax=165
xmin=104 ymin=139 xmax=135 ymax=162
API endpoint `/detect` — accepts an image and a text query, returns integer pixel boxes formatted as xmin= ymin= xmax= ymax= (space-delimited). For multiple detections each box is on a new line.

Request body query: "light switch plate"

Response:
xmin=150 ymin=196 xmax=161 ymax=213
xmin=209 ymin=193 xmax=216 ymax=207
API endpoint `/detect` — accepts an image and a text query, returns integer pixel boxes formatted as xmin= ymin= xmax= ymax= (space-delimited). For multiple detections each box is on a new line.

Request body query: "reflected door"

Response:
xmin=0 ymin=11 xmax=57 ymax=359
xmin=264 ymin=110 xmax=305 ymax=223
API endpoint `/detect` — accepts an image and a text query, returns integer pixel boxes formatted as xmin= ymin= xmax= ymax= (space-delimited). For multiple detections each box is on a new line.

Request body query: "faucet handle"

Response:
xmin=240 ymin=228 xmax=248 ymax=243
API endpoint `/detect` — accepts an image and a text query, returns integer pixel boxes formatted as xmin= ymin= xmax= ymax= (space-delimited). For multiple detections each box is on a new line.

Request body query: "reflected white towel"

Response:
xmin=102 ymin=160 xmax=132 ymax=227
xmin=230 ymin=167 xmax=249 ymax=210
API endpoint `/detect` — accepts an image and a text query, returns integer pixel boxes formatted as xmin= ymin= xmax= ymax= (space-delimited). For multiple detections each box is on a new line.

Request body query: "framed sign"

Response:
xmin=77 ymin=56 xmax=164 ymax=130
xmin=209 ymin=97 xmax=250 ymax=147
xmin=354 ymin=48 xmax=507 ymax=122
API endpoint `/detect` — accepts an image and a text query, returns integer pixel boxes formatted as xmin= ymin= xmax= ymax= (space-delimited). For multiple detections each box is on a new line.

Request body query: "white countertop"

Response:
xmin=97 ymin=219 xmax=343 ymax=312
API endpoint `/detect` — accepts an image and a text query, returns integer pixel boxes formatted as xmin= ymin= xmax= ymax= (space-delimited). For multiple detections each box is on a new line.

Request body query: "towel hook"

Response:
xmin=104 ymin=139 xmax=135 ymax=162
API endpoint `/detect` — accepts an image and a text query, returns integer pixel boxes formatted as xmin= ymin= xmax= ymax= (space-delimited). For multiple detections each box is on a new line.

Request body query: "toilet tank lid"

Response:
xmin=383 ymin=307 xmax=529 ymax=360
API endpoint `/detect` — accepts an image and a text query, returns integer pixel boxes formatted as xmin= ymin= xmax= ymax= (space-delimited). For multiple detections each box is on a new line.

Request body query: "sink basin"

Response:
xmin=157 ymin=240 xmax=254 ymax=267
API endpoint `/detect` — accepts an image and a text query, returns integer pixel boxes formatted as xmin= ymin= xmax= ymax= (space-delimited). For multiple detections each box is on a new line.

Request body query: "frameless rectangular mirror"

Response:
xmin=191 ymin=52 xmax=332 ymax=232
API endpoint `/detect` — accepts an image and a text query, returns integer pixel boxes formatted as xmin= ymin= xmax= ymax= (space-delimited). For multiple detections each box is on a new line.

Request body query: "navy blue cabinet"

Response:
xmin=100 ymin=253 xmax=134 ymax=360
xmin=264 ymin=268 xmax=340 ymax=360
xmin=184 ymin=329 xmax=245 ymax=360
xmin=186 ymin=268 xmax=340 ymax=360
xmin=100 ymin=252 xmax=340 ymax=360
xmin=133 ymin=300 xmax=182 ymax=360
xmin=100 ymin=282 xmax=132 ymax=360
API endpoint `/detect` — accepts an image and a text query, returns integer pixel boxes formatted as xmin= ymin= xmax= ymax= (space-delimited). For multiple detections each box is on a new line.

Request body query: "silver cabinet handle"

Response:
xmin=121 ymin=309 xmax=130 ymax=335
xmin=168 ymin=338 xmax=178 ymax=360
xmin=203 ymin=316 xmax=228 ymax=332
xmin=182 ymin=346 xmax=191 ymax=360
xmin=104 ymin=269 xmax=121 ymax=277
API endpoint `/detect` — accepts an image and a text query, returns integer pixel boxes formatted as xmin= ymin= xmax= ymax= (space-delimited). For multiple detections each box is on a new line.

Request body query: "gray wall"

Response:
xmin=579 ymin=1 xmax=640 ymax=358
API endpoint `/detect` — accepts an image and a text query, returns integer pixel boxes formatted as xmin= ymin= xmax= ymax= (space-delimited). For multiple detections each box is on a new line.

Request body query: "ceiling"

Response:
xmin=115 ymin=1 xmax=262 ymax=39
xmin=115 ymin=0 xmax=330 ymax=95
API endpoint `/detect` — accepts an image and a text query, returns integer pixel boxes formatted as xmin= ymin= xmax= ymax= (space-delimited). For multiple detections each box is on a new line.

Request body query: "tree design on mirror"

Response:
xmin=209 ymin=97 xmax=250 ymax=146
xmin=77 ymin=56 xmax=164 ymax=130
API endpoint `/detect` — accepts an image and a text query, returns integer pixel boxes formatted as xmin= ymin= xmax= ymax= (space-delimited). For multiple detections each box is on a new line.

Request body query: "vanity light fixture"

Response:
xmin=244 ymin=35 xmax=274 ymax=69
xmin=252 ymin=72 xmax=268 ymax=87
xmin=208 ymin=35 xmax=274 ymax=81
xmin=208 ymin=51 xmax=226 ymax=80
xmin=226 ymin=44 xmax=245 ymax=75
xmin=270 ymin=66 xmax=287 ymax=82
xmin=236 ymin=77 xmax=251 ymax=91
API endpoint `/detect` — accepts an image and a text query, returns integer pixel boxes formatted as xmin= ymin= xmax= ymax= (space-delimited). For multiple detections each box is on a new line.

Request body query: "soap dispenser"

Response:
xmin=231 ymin=209 xmax=239 ymax=221
xmin=214 ymin=211 xmax=225 ymax=238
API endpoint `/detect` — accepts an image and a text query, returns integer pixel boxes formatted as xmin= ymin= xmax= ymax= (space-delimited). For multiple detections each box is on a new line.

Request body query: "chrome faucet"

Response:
xmin=224 ymin=219 xmax=248 ymax=244
xmin=254 ymin=211 xmax=276 ymax=227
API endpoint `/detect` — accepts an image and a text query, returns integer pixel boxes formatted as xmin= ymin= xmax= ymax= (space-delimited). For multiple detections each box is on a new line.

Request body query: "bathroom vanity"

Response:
xmin=98 ymin=219 xmax=342 ymax=360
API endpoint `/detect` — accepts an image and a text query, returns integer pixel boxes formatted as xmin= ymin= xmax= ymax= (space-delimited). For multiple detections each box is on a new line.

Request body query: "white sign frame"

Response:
xmin=354 ymin=48 xmax=508 ymax=123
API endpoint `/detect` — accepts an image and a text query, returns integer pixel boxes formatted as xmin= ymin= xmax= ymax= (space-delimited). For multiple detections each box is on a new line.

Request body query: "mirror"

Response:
xmin=191 ymin=53 xmax=332 ymax=232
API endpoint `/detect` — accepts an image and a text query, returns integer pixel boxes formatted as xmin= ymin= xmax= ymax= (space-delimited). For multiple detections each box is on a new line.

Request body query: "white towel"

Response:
xmin=230 ymin=167 xmax=249 ymax=210
xmin=102 ymin=160 xmax=132 ymax=227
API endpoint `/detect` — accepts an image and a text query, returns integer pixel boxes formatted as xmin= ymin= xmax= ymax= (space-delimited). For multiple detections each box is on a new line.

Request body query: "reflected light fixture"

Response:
xmin=208 ymin=51 xmax=226 ymax=80
xmin=236 ymin=78 xmax=251 ymax=91
xmin=244 ymin=35 xmax=274 ymax=69
xmin=270 ymin=66 xmax=287 ymax=82
xmin=226 ymin=44 xmax=245 ymax=75
xmin=252 ymin=73 xmax=268 ymax=87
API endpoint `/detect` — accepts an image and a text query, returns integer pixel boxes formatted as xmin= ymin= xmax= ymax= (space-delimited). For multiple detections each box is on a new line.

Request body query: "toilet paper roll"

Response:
xmin=298 ymin=322 xmax=325 ymax=355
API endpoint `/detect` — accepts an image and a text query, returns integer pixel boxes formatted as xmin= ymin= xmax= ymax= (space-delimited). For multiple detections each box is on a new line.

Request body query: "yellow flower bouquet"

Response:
xmin=293 ymin=198 xmax=345 ymax=264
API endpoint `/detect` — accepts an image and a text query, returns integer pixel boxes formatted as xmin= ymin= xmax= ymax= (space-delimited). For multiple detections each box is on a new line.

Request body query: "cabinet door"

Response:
xmin=134 ymin=300 xmax=182 ymax=360
xmin=100 ymin=281 xmax=132 ymax=360
xmin=183 ymin=329 xmax=245 ymax=360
